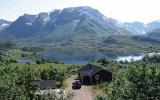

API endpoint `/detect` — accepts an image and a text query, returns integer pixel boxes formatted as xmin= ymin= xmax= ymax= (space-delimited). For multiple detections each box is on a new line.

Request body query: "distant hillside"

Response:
xmin=148 ymin=28 xmax=160 ymax=39
xmin=0 ymin=40 xmax=15 ymax=49
xmin=36 ymin=35 xmax=160 ymax=60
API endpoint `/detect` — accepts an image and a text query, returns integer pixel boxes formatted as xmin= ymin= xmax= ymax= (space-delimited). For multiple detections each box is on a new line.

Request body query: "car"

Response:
xmin=72 ymin=80 xmax=81 ymax=89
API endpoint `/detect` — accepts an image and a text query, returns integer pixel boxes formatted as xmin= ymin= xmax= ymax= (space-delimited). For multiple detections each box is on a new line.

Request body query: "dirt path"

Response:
xmin=65 ymin=75 xmax=94 ymax=100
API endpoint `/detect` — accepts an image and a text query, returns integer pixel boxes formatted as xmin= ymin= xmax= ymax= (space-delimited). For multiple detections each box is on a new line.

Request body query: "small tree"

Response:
xmin=95 ymin=92 xmax=111 ymax=100
xmin=40 ymin=69 xmax=49 ymax=80
xmin=49 ymin=66 xmax=57 ymax=80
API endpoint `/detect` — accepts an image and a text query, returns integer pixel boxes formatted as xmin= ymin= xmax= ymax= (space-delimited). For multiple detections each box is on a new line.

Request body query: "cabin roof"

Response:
xmin=79 ymin=64 xmax=111 ymax=77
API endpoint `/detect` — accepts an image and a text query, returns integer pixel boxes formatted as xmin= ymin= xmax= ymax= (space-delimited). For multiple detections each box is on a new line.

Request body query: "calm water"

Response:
xmin=116 ymin=55 xmax=144 ymax=62
xmin=17 ymin=58 xmax=89 ymax=64
xmin=61 ymin=55 xmax=145 ymax=64
xmin=116 ymin=53 xmax=160 ymax=62
xmin=18 ymin=54 xmax=151 ymax=64
xmin=17 ymin=56 xmax=145 ymax=64
xmin=17 ymin=58 xmax=32 ymax=64
xmin=62 ymin=60 xmax=89 ymax=64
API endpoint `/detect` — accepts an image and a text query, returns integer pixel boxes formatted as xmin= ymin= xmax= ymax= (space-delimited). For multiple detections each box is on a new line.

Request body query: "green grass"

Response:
xmin=4 ymin=49 xmax=32 ymax=59
xmin=92 ymin=82 xmax=112 ymax=95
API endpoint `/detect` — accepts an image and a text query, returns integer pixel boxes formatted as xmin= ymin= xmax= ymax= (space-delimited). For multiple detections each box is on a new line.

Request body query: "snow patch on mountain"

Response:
xmin=1 ymin=23 xmax=9 ymax=27
xmin=103 ymin=16 xmax=106 ymax=20
xmin=69 ymin=8 xmax=74 ymax=12
xmin=156 ymin=20 xmax=160 ymax=22
xmin=144 ymin=24 xmax=148 ymax=28
xmin=26 ymin=22 xmax=32 ymax=26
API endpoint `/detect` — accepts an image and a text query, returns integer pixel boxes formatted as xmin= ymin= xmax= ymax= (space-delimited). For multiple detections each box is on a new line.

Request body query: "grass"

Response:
xmin=4 ymin=49 xmax=34 ymax=60
xmin=56 ymin=81 xmax=68 ymax=88
xmin=91 ymin=82 xmax=112 ymax=96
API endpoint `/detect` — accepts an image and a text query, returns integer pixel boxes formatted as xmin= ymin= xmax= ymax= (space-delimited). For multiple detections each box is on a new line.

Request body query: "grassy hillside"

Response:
xmin=32 ymin=35 xmax=160 ymax=60
xmin=0 ymin=40 xmax=15 ymax=49
xmin=148 ymin=28 xmax=160 ymax=39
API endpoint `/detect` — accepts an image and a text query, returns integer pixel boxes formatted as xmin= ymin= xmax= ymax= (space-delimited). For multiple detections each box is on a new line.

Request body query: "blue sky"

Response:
xmin=0 ymin=0 xmax=160 ymax=23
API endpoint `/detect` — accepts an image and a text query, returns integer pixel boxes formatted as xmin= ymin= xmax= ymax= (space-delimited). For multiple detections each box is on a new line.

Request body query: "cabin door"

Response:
xmin=83 ymin=76 xmax=91 ymax=85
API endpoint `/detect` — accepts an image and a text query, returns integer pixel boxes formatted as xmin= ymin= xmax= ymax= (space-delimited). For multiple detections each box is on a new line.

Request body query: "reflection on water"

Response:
xmin=62 ymin=60 xmax=89 ymax=64
xmin=116 ymin=53 xmax=160 ymax=62
xmin=17 ymin=53 xmax=159 ymax=64
xmin=116 ymin=55 xmax=144 ymax=62
xmin=17 ymin=58 xmax=32 ymax=64
xmin=17 ymin=58 xmax=88 ymax=64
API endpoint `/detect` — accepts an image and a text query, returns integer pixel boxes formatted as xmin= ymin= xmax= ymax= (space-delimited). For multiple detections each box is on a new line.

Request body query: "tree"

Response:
xmin=95 ymin=92 xmax=110 ymax=100
xmin=40 ymin=69 xmax=49 ymax=80
xmin=111 ymin=62 xmax=160 ymax=100
xmin=49 ymin=66 xmax=57 ymax=80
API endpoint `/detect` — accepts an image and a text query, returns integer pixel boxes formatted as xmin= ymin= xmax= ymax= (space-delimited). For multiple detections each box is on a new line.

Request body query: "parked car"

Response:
xmin=72 ymin=80 xmax=81 ymax=89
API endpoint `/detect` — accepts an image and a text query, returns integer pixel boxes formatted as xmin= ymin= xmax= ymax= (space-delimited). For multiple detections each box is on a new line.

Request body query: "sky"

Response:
xmin=0 ymin=0 xmax=160 ymax=23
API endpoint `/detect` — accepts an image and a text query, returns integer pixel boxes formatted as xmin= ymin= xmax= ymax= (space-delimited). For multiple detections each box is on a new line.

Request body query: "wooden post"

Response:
xmin=81 ymin=76 xmax=83 ymax=84
xmin=90 ymin=76 xmax=92 ymax=84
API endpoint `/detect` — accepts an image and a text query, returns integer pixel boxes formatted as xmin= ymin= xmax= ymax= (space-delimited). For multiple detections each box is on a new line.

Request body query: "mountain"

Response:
xmin=1 ymin=6 xmax=160 ymax=60
xmin=0 ymin=6 xmax=131 ymax=44
xmin=148 ymin=28 xmax=160 ymax=39
xmin=119 ymin=20 xmax=160 ymax=35
xmin=147 ymin=20 xmax=160 ymax=32
xmin=118 ymin=22 xmax=146 ymax=35
xmin=0 ymin=19 xmax=11 ymax=30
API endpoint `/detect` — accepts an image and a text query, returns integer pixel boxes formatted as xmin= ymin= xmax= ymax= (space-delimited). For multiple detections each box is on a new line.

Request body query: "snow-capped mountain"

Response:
xmin=117 ymin=20 xmax=160 ymax=35
xmin=1 ymin=6 xmax=160 ymax=46
xmin=0 ymin=19 xmax=11 ymax=30
xmin=0 ymin=6 xmax=131 ymax=42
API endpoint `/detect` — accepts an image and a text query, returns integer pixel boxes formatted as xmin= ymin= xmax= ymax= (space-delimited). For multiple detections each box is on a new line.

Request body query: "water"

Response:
xmin=62 ymin=55 xmax=145 ymax=64
xmin=62 ymin=60 xmax=89 ymax=64
xmin=116 ymin=53 xmax=160 ymax=62
xmin=116 ymin=55 xmax=144 ymax=62
xmin=18 ymin=53 xmax=155 ymax=64
xmin=17 ymin=58 xmax=88 ymax=64
xmin=17 ymin=55 xmax=144 ymax=64
xmin=17 ymin=58 xmax=32 ymax=64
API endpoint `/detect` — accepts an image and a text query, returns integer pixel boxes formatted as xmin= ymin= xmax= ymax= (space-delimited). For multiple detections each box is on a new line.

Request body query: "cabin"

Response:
xmin=32 ymin=80 xmax=59 ymax=95
xmin=33 ymin=80 xmax=56 ymax=90
xmin=78 ymin=64 xmax=112 ymax=85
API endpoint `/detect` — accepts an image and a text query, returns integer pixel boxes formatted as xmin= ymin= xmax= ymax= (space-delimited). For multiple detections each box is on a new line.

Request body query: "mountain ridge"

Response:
xmin=118 ymin=20 xmax=160 ymax=35
xmin=0 ymin=6 xmax=131 ymax=44
xmin=0 ymin=19 xmax=11 ymax=30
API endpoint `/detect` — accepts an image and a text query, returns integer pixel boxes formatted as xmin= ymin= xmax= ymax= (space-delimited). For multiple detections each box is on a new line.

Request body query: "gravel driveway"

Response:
xmin=66 ymin=75 xmax=94 ymax=100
